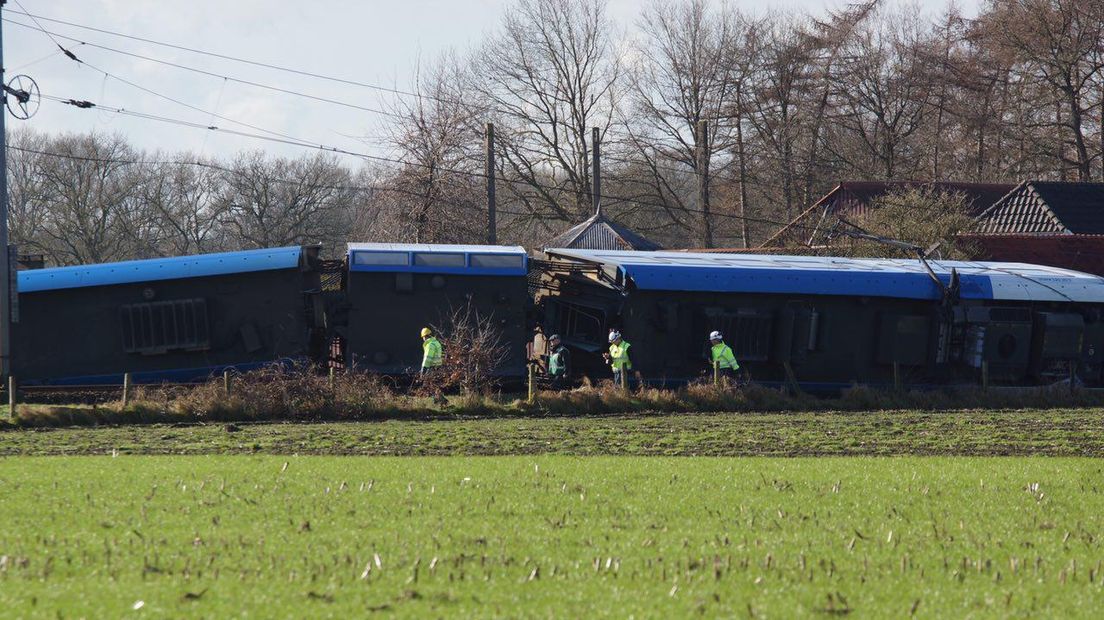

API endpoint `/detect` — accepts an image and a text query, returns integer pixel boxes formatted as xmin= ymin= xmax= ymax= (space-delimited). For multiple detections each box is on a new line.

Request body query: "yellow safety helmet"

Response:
xmin=420 ymin=327 xmax=432 ymax=338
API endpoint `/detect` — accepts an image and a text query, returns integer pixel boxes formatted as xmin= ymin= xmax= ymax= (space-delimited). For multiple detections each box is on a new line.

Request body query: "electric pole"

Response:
xmin=592 ymin=126 xmax=601 ymax=217
xmin=485 ymin=122 xmax=496 ymax=245
xmin=697 ymin=119 xmax=713 ymax=248
xmin=0 ymin=0 xmax=12 ymax=381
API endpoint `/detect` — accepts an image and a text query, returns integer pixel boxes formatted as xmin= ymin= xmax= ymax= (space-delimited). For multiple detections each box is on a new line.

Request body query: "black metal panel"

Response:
xmin=1033 ymin=313 xmax=1084 ymax=359
xmin=876 ymin=314 xmax=930 ymax=366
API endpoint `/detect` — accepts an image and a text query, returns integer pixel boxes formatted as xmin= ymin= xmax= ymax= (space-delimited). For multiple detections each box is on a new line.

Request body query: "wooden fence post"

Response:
xmin=713 ymin=360 xmax=720 ymax=386
xmin=620 ymin=368 xmax=628 ymax=391
xmin=122 ymin=372 xmax=132 ymax=407
xmin=329 ymin=366 xmax=336 ymax=390
xmin=783 ymin=362 xmax=800 ymax=394
xmin=527 ymin=364 xmax=535 ymax=403
xmin=7 ymin=376 xmax=16 ymax=418
xmin=223 ymin=369 xmax=232 ymax=397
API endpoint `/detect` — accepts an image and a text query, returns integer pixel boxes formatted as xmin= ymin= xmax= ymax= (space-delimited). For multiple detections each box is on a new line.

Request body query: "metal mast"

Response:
xmin=0 ymin=0 xmax=12 ymax=381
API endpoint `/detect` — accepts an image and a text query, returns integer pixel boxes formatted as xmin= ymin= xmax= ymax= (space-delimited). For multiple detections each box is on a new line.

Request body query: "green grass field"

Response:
xmin=3 ymin=408 xmax=1104 ymax=456
xmin=2 ymin=455 xmax=1103 ymax=617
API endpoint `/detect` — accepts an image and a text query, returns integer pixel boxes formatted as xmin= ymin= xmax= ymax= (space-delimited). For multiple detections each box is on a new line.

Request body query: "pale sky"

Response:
xmin=3 ymin=0 xmax=981 ymax=165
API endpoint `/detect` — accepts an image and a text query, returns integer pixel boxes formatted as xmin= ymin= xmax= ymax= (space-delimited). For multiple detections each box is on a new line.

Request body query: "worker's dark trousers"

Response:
xmin=612 ymin=368 xmax=634 ymax=389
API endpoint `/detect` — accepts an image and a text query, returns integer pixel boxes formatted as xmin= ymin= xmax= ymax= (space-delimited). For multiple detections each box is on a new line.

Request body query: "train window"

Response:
xmin=547 ymin=299 xmax=605 ymax=343
xmin=703 ymin=309 xmax=773 ymax=361
xmin=470 ymin=253 xmax=524 ymax=269
xmin=120 ymin=298 xmax=211 ymax=355
xmin=354 ymin=251 xmax=409 ymax=266
xmin=413 ymin=252 xmax=465 ymax=267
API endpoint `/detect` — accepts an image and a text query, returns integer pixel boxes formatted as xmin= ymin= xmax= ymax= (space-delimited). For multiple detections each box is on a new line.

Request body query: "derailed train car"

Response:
xmin=338 ymin=243 xmax=530 ymax=377
xmin=13 ymin=246 xmax=325 ymax=384
xmin=536 ymin=249 xmax=1104 ymax=389
xmin=12 ymin=241 xmax=1104 ymax=390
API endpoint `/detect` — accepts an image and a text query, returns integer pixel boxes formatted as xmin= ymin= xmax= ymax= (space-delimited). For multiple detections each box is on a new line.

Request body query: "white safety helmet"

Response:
xmin=608 ymin=330 xmax=622 ymax=343
xmin=709 ymin=330 xmax=723 ymax=341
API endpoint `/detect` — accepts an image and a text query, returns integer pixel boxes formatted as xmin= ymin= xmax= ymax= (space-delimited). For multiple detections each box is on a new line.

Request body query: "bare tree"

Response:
xmin=476 ymin=0 xmax=622 ymax=225
xmin=801 ymin=1 xmax=880 ymax=196
xmin=386 ymin=53 xmax=485 ymax=243
xmin=623 ymin=0 xmax=754 ymax=247
xmin=217 ymin=152 xmax=358 ymax=250
xmin=140 ymin=156 xmax=228 ymax=256
xmin=6 ymin=129 xmax=52 ymax=257
xmin=746 ymin=15 xmax=816 ymax=223
xmin=980 ymin=0 xmax=1104 ymax=180
xmin=34 ymin=132 xmax=148 ymax=265
xmin=827 ymin=12 xmax=931 ymax=179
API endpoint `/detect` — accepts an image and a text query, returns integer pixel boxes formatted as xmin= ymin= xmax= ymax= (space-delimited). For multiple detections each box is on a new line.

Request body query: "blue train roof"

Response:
xmin=347 ymin=242 xmax=527 ymax=276
xmin=546 ymin=249 xmax=1104 ymax=303
xmin=18 ymin=246 xmax=303 ymax=293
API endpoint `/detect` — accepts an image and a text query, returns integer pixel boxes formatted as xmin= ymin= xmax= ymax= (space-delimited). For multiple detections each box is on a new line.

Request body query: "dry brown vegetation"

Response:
xmin=5 ymin=365 xmax=1104 ymax=429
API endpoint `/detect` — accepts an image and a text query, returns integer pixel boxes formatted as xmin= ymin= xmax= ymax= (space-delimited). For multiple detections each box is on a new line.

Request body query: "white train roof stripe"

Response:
xmin=347 ymin=242 xmax=526 ymax=254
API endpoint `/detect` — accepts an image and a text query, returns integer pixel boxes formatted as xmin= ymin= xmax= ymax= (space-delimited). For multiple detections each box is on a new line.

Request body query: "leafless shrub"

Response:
xmin=417 ymin=301 xmax=510 ymax=396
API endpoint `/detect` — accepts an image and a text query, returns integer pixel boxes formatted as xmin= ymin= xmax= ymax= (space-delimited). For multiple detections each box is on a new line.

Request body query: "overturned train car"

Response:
xmin=13 ymin=246 xmax=325 ymax=384
xmin=536 ymin=249 xmax=1104 ymax=389
xmin=335 ymin=243 xmax=530 ymax=377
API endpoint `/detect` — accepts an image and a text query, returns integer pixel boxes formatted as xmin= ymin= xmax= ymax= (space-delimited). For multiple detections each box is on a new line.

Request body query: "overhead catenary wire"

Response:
xmin=2 ymin=18 xmax=407 ymax=120
xmin=4 ymin=142 xmax=542 ymax=219
xmin=12 ymin=10 xmax=802 ymax=238
xmin=5 ymin=9 xmax=746 ymax=127
xmin=10 ymin=0 xmax=78 ymax=61
xmin=4 ymin=8 xmax=492 ymax=113
xmin=7 ymin=8 xmax=761 ymax=192
xmin=37 ymin=94 xmax=815 ymax=235
xmin=11 ymin=11 xmax=405 ymax=158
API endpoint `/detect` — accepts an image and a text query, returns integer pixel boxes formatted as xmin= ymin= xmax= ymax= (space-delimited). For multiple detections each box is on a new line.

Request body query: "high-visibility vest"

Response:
xmin=609 ymin=340 xmax=632 ymax=370
xmin=711 ymin=342 xmax=739 ymax=370
xmin=548 ymin=346 xmax=569 ymax=377
xmin=422 ymin=337 xmax=443 ymax=368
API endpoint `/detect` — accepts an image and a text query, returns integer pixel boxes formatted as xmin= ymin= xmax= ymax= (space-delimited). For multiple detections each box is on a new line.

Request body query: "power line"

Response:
xmin=5 ymin=10 xmax=820 ymax=242
xmin=10 ymin=0 xmax=77 ymax=62
xmin=11 ymin=10 xmax=797 ymax=236
xmin=12 ymin=12 xmax=330 ymax=150
xmin=7 ymin=8 xmax=745 ymax=129
xmin=5 ymin=143 xmax=542 ymax=219
xmin=7 ymin=47 xmax=63 ymax=72
xmin=2 ymin=18 xmax=405 ymax=120
xmin=5 ymin=8 xmax=479 ymax=111
xmin=41 ymin=94 xmax=809 ymax=234
xmin=8 ymin=8 xmax=758 ymax=186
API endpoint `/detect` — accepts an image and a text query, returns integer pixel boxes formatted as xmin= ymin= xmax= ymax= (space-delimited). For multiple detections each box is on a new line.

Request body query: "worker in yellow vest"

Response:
xmin=420 ymin=327 xmax=443 ymax=373
xmin=604 ymin=330 xmax=632 ymax=387
xmin=708 ymin=330 xmax=739 ymax=380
